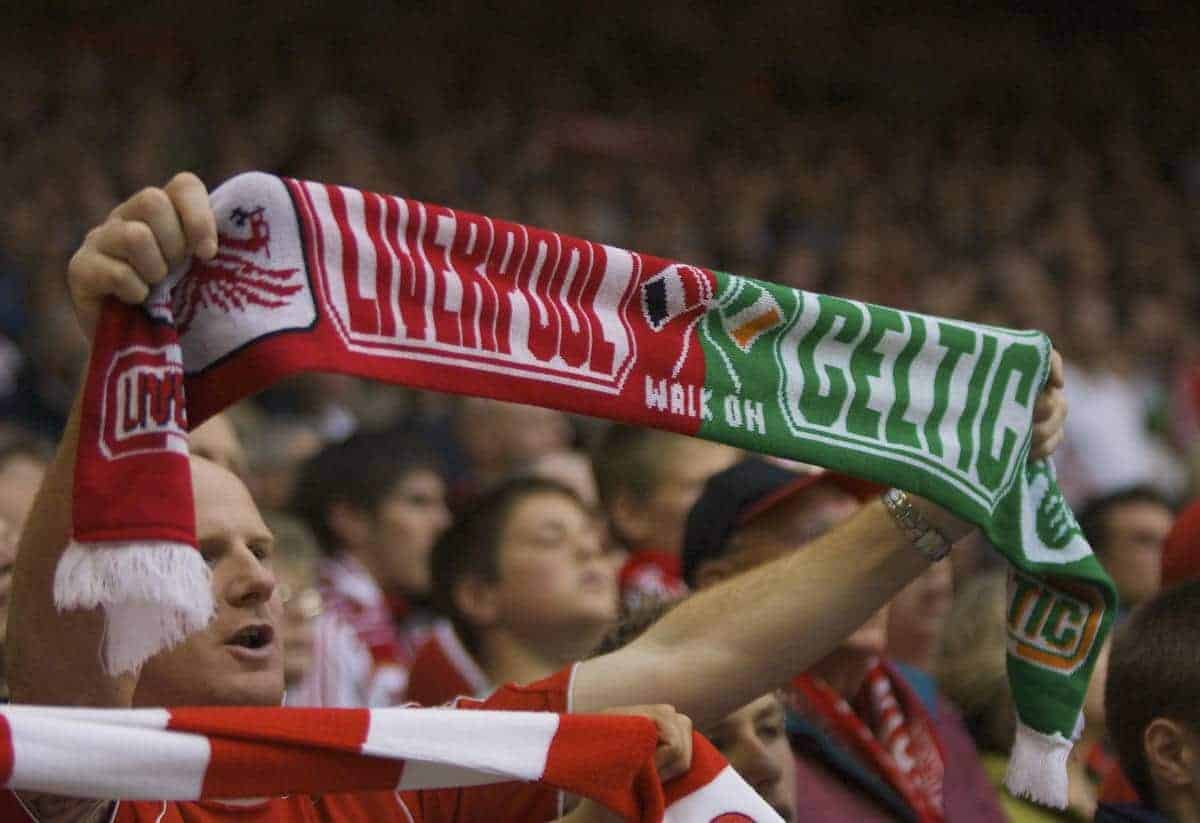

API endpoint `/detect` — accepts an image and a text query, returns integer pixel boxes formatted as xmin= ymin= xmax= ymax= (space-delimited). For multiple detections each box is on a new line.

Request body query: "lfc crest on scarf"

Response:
xmin=63 ymin=172 xmax=1116 ymax=809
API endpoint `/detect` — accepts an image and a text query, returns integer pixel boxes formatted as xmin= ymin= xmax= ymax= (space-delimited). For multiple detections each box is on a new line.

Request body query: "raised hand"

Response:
xmin=67 ymin=172 xmax=218 ymax=336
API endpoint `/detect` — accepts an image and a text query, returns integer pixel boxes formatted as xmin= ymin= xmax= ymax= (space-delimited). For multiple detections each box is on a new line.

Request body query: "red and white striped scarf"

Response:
xmin=793 ymin=660 xmax=946 ymax=823
xmin=0 ymin=704 xmax=782 ymax=822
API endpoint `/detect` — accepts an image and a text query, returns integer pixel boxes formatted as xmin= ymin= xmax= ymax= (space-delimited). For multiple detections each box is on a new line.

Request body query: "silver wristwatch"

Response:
xmin=880 ymin=488 xmax=951 ymax=562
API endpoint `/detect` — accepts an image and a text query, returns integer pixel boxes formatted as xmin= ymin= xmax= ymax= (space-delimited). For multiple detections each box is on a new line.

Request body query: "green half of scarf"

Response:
xmin=646 ymin=269 xmax=1115 ymax=807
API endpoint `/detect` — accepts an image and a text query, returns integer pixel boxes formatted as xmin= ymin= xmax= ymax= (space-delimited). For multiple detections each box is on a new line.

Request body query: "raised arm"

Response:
xmin=574 ymin=356 xmax=1067 ymax=728
xmin=6 ymin=173 xmax=217 ymax=709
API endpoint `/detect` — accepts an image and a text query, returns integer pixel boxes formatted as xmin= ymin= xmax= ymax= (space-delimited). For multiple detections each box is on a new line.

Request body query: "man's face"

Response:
xmin=494 ymin=492 xmax=617 ymax=643
xmin=134 ymin=458 xmax=284 ymax=707
xmin=704 ymin=694 xmax=797 ymax=821
xmin=366 ymin=468 xmax=451 ymax=597
xmin=1100 ymin=500 xmax=1173 ymax=608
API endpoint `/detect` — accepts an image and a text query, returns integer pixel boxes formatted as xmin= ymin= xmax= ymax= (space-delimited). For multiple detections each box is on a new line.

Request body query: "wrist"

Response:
xmin=905 ymin=493 xmax=976 ymax=543
xmin=881 ymin=489 xmax=963 ymax=562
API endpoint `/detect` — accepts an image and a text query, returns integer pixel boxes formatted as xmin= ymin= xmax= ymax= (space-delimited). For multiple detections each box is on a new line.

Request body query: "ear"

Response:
xmin=453 ymin=575 xmax=501 ymax=630
xmin=326 ymin=500 xmax=372 ymax=550
xmin=609 ymin=491 xmax=654 ymax=547
xmin=1144 ymin=717 xmax=1195 ymax=792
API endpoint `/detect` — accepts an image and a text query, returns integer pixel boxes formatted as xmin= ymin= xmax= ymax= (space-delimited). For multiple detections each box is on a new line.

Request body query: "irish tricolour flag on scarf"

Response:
xmin=62 ymin=173 xmax=1115 ymax=808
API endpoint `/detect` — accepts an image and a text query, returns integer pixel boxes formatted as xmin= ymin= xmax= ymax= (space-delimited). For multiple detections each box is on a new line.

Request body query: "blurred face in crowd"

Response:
xmin=491 ymin=491 xmax=617 ymax=648
xmin=0 ymin=453 xmax=46 ymax=646
xmin=704 ymin=694 xmax=797 ymax=821
xmin=367 ymin=468 xmax=451 ymax=597
xmin=134 ymin=458 xmax=284 ymax=707
xmin=616 ymin=438 xmax=740 ymax=555
xmin=1098 ymin=499 xmax=1173 ymax=609
xmin=0 ymin=454 xmax=44 ymax=538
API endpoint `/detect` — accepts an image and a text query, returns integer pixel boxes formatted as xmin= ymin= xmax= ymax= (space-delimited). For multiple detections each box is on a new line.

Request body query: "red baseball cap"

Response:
xmin=1161 ymin=497 xmax=1200 ymax=588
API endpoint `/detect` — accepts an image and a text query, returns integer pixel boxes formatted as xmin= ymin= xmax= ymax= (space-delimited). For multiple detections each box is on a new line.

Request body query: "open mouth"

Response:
xmin=225 ymin=624 xmax=275 ymax=651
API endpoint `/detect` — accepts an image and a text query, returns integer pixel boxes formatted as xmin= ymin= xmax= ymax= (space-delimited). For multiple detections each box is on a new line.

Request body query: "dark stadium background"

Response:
xmin=0 ymin=0 xmax=1197 ymax=503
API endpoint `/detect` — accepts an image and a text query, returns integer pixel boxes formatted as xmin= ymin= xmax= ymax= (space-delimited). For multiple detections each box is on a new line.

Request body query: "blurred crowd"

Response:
xmin=2 ymin=2 xmax=1200 ymax=502
xmin=1 ymin=2 xmax=1199 ymax=820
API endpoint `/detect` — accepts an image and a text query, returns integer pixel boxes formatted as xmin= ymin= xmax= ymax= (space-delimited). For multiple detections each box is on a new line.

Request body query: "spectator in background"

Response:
xmin=1099 ymin=580 xmax=1200 ymax=823
xmin=939 ymin=572 xmax=1113 ymax=821
xmin=289 ymin=429 xmax=451 ymax=705
xmin=1078 ymin=486 xmax=1175 ymax=615
xmin=592 ymin=424 xmax=739 ymax=609
xmin=0 ymin=436 xmax=50 ymax=701
xmin=409 ymin=476 xmax=618 ymax=706
xmin=1098 ymin=496 xmax=1200 ymax=808
xmin=683 ymin=458 xmax=1004 ymax=823
xmin=592 ymin=597 xmax=799 ymax=822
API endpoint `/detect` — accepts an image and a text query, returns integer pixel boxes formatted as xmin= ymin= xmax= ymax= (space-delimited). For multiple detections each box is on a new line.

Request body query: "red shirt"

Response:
xmin=407 ymin=623 xmax=492 ymax=707
xmin=4 ymin=667 xmax=573 ymax=822
xmin=316 ymin=553 xmax=444 ymax=706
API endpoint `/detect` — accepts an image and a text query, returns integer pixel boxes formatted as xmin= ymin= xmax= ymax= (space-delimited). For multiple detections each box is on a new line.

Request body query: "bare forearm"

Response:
xmin=573 ymin=500 xmax=928 ymax=726
xmin=7 ymin=392 xmax=135 ymax=707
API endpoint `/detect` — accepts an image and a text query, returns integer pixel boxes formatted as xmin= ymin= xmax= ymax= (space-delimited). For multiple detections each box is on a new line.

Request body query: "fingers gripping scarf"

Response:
xmin=65 ymin=172 xmax=1115 ymax=807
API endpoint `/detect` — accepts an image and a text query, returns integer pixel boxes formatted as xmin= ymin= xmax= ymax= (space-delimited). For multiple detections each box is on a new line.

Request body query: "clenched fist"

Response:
xmin=68 ymin=172 xmax=218 ymax=336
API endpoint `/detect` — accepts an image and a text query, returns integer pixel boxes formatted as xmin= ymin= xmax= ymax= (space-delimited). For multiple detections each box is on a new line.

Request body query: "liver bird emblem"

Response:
xmin=171 ymin=206 xmax=302 ymax=335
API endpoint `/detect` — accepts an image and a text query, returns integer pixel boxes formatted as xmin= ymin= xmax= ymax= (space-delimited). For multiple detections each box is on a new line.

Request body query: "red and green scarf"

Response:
xmin=63 ymin=172 xmax=1115 ymax=807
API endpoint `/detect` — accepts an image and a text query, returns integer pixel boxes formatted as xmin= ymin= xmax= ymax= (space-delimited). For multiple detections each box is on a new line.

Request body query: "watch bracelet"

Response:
xmin=880 ymin=488 xmax=951 ymax=563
